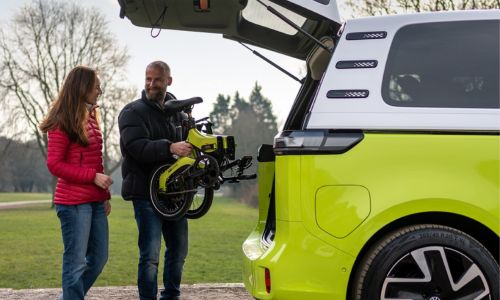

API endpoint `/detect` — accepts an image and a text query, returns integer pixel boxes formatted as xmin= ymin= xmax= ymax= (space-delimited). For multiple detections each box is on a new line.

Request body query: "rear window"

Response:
xmin=242 ymin=0 xmax=306 ymax=35
xmin=382 ymin=20 xmax=499 ymax=109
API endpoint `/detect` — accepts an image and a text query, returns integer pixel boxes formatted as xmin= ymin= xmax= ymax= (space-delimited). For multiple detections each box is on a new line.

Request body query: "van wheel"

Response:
xmin=352 ymin=225 xmax=499 ymax=300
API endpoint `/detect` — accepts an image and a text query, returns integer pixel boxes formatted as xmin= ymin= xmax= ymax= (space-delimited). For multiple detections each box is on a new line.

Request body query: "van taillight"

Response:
xmin=274 ymin=130 xmax=364 ymax=155
xmin=265 ymin=268 xmax=271 ymax=293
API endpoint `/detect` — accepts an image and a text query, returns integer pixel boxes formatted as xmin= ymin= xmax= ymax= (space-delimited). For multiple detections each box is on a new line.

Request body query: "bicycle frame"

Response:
xmin=157 ymin=101 xmax=235 ymax=193
xmin=187 ymin=128 xmax=235 ymax=160
xmin=158 ymin=156 xmax=195 ymax=192
xmin=150 ymin=97 xmax=255 ymax=220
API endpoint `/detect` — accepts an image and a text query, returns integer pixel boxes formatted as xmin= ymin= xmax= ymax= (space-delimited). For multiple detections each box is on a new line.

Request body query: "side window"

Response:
xmin=382 ymin=20 xmax=499 ymax=109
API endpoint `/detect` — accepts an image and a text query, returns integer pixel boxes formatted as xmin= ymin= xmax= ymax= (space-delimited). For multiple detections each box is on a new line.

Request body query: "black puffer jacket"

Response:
xmin=118 ymin=91 xmax=186 ymax=201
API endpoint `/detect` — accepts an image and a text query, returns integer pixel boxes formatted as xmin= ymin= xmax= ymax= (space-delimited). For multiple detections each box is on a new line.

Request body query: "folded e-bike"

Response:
xmin=149 ymin=97 xmax=256 ymax=221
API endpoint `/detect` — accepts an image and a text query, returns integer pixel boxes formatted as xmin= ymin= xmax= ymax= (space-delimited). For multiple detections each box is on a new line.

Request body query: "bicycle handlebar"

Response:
xmin=196 ymin=117 xmax=209 ymax=123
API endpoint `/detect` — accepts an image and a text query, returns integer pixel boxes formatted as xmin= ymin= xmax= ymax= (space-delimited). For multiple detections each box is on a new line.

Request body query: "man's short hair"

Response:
xmin=147 ymin=61 xmax=171 ymax=76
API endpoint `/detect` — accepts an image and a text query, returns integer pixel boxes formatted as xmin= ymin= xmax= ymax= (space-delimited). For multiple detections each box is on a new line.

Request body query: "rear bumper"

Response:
xmin=242 ymin=220 xmax=355 ymax=300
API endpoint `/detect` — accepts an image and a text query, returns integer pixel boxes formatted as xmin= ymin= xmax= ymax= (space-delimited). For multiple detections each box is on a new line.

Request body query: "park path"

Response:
xmin=0 ymin=199 xmax=51 ymax=209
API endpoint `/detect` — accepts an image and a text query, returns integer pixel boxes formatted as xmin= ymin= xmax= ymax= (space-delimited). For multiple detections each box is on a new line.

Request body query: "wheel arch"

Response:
xmin=346 ymin=212 xmax=500 ymax=299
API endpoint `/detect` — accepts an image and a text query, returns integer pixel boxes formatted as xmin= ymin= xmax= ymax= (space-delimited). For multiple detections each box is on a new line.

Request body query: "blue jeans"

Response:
xmin=133 ymin=199 xmax=189 ymax=300
xmin=55 ymin=202 xmax=108 ymax=300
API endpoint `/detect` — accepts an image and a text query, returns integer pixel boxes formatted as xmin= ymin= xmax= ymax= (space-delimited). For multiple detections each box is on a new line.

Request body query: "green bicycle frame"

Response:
xmin=187 ymin=127 xmax=235 ymax=155
xmin=187 ymin=128 xmax=219 ymax=153
xmin=158 ymin=156 xmax=196 ymax=192
xmin=157 ymin=125 xmax=235 ymax=192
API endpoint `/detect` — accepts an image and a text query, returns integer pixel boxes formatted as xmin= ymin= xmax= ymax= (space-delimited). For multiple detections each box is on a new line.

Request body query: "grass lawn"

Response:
xmin=0 ymin=195 xmax=257 ymax=289
xmin=0 ymin=192 xmax=52 ymax=202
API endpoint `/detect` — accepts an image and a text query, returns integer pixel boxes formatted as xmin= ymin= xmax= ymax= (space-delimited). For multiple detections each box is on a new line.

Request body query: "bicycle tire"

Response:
xmin=186 ymin=187 xmax=214 ymax=219
xmin=149 ymin=163 xmax=193 ymax=221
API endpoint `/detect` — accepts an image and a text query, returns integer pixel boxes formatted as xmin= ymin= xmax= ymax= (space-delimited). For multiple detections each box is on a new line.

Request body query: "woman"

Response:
xmin=39 ymin=66 xmax=113 ymax=300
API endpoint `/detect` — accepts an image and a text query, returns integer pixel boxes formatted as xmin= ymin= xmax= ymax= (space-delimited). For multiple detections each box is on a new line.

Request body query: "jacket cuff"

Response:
xmin=167 ymin=141 xmax=172 ymax=155
xmin=158 ymin=140 xmax=173 ymax=160
xmin=88 ymin=168 xmax=98 ymax=183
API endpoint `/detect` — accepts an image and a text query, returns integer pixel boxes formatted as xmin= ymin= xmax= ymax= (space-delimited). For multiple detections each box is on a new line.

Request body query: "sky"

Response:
xmin=0 ymin=0 xmax=318 ymax=125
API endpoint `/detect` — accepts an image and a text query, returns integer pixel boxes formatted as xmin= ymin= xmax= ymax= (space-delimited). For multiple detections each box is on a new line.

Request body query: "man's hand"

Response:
xmin=103 ymin=200 xmax=111 ymax=216
xmin=170 ymin=141 xmax=192 ymax=157
xmin=94 ymin=173 xmax=113 ymax=189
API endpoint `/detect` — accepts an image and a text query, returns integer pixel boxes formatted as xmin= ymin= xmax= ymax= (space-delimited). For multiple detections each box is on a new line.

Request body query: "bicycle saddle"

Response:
xmin=164 ymin=97 xmax=203 ymax=112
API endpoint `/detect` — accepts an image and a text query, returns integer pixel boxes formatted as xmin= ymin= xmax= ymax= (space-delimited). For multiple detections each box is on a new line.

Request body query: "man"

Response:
xmin=118 ymin=61 xmax=192 ymax=300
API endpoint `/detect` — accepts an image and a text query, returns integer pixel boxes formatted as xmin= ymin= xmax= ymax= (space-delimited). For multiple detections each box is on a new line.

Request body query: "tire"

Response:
xmin=185 ymin=187 xmax=214 ymax=219
xmin=149 ymin=164 xmax=193 ymax=221
xmin=352 ymin=224 xmax=499 ymax=300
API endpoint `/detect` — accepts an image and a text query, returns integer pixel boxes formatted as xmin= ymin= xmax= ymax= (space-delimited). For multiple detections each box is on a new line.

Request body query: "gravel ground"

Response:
xmin=0 ymin=283 xmax=254 ymax=300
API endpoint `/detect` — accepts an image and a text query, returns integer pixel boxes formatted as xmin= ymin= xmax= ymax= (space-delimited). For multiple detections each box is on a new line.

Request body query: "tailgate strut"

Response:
xmin=238 ymin=42 xmax=303 ymax=84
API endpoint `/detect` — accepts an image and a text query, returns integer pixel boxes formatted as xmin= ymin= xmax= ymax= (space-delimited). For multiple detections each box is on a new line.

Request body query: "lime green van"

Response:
xmin=119 ymin=1 xmax=499 ymax=298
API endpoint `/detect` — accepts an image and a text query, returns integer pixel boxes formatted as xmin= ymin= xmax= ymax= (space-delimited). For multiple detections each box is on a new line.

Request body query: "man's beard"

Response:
xmin=145 ymin=89 xmax=165 ymax=102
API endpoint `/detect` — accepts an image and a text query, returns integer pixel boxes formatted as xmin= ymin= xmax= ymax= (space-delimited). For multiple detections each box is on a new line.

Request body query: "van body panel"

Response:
xmin=315 ymin=185 xmax=371 ymax=238
xmin=307 ymin=11 xmax=500 ymax=131
xmin=274 ymin=156 xmax=302 ymax=221
xmin=243 ymin=220 xmax=355 ymax=300
xmin=298 ymin=133 xmax=499 ymax=252
xmin=244 ymin=132 xmax=499 ymax=298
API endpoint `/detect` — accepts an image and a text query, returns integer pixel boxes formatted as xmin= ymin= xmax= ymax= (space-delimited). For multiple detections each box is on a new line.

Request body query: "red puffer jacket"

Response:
xmin=46 ymin=112 xmax=111 ymax=205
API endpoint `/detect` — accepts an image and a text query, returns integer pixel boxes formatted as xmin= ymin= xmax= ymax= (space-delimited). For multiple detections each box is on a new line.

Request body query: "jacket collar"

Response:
xmin=140 ymin=90 xmax=176 ymax=112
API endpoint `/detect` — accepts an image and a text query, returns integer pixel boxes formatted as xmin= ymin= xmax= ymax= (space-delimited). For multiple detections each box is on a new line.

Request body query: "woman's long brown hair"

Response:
xmin=39 ymin=66 xmax=97 ymax=146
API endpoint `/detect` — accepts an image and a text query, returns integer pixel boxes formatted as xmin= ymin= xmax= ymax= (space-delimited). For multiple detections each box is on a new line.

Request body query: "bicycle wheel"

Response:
xmin=149 ymin=163 xmax=194 ymax=221
xmin=186 ymin=187 xmax=214 ymax=219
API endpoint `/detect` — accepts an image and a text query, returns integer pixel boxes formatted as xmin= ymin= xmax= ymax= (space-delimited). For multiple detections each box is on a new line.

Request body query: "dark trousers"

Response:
xmin=132 ymin=200 xmax=188 ymax=300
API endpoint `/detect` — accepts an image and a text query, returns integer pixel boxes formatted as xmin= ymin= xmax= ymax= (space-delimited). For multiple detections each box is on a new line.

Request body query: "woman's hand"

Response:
xmin=103 ymin=200 xmax=111 ymax=216
xmin=94 ymin=173 xmax=113 ymax=189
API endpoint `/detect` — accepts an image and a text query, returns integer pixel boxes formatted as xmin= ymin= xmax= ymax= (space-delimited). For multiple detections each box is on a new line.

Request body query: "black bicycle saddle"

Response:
xmin=164 ymin=97 xmax=203 ymax=112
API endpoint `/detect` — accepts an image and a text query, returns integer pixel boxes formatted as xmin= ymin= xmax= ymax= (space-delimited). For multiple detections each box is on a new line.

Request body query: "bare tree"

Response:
xmin=346 ymin=0 xmax=499 ymax=17
xmin=0 ymin=0 xmax=135 ymax=178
